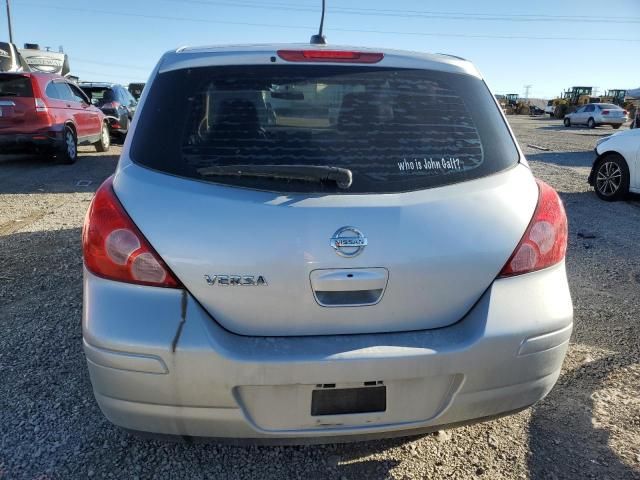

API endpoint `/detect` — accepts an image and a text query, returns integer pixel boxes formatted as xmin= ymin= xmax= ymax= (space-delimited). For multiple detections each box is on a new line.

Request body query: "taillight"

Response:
xmin=82 ymin=176 xmax=182 ymax=288
xmin=102 ymin=101 xmax=120 ymax=109
xmin=499 ymin=180 xmax=568 ymax=277
xmin=602 ymin=110 xmax=610 ymax=115
xmin=277 ymin=50 xmax=384 ymax=63
xmin=34 ymin=98 xmax=48 ymax=112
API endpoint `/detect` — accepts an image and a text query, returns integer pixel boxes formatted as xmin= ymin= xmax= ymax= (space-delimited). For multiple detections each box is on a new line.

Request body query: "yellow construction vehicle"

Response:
xmin=600 ymin=89 xmax=627 ymax=107
xmin=552 ymin=86 xmax=595 ymax=118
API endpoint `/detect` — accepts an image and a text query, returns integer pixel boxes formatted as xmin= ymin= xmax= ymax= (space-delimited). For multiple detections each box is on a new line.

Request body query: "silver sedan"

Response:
xmin=564 ymin=103 xmax=628 ymax=129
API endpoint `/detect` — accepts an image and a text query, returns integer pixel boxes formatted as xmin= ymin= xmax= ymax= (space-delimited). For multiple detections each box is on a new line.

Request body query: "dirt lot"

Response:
xmin=0 ymin=117 xmax=639 ymax=479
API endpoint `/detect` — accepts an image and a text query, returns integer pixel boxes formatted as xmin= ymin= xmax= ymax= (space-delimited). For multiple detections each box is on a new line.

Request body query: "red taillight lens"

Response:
xmin=277 ymin=50 xmax=384 ymax=63
xmin=602 ymin=110 xmax=610 ymax=115
xmin=82 ymin=177 xmax=181 ymax=288
xmin=499 ymin=180 xmax=568 ymax=277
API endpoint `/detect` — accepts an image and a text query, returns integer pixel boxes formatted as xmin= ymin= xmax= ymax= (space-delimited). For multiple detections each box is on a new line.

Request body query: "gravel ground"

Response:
xmin=1 ymin=118 xmax=639 ymax=479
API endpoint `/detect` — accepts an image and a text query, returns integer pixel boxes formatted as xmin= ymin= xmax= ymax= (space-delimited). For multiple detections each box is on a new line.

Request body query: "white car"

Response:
xmin=564 ymin=103 xmax=628 ymax=129
xmin=589 ymin=128 xmax=640 ymax=200
xmin=545 ymin=100 xmax=555 ymax=117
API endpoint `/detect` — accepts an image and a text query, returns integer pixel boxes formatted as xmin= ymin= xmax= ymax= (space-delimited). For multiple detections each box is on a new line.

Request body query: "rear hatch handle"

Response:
xmin=310 ymin=268 xmax=389 ymax=307
xmin=197 ymin=164 xmax=353 ymax=189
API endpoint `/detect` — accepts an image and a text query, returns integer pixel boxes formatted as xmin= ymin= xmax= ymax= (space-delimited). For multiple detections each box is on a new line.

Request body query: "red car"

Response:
xmin=0 ymin=72 xmax=110 ymax=163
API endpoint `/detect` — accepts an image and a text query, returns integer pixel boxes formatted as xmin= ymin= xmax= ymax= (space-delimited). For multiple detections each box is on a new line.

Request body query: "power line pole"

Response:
xmin=5 ymin=0 xmax=13 ymax=43
xmin=524 ymin=84 xmax=533 ymax=99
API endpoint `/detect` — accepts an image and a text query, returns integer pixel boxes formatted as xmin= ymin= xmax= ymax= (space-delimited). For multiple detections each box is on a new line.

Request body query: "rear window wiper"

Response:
xmin=0 ymin=92 xmax=19 ymax=96
xmin=197 ymin=164 xmax=353 ymax=189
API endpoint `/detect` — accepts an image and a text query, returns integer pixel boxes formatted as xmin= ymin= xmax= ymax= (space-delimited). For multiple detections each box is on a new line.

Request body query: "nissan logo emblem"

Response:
xmin=330 ymin=226 xmax=367 ymax=258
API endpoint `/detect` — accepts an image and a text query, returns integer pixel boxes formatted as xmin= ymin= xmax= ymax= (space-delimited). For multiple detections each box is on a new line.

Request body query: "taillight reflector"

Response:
xmin=34 ymin=98 xmax=48 ymax=113
xmin=82 ymin=176 xmax=181 ymax=288
xmin=277 ymin=50 xmax=384 ymax=63
xmin=499 ymin=180 xmax=568 ymax=277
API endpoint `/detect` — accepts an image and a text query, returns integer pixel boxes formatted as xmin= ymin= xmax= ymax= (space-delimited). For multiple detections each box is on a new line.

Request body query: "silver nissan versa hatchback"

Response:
xmin=82 ymin=44 xmax=573 ymax=442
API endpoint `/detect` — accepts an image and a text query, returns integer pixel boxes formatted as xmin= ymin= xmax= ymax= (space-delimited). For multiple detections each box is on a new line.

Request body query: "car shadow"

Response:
xmin=524 ymin=189 xmax=640 ymax=479
xmin=537 ymin=124 xmax=622 ymax=134
xmin=0 ymin=149 xmax=118 ymax=194
xmin=527 ymin=355 xmax=639 ymax=480
xmin=526 ymin=151 xmax=595 ymax=168
xmin=109 ymin=134 xmax=126 ymax=146
xmin=560 ymin=190 xmax=640 ymax=347
xmin=528 ymin=116 xmax=557 ymax=121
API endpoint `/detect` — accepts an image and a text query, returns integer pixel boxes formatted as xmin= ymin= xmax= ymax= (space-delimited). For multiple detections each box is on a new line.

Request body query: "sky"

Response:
xmin=4 ymin=0 xmax=640 ymax=99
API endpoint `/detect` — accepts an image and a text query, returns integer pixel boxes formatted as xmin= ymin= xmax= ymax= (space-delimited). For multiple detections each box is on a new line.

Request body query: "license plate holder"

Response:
xmin=311 ymin=385 xmax=386 ymax=416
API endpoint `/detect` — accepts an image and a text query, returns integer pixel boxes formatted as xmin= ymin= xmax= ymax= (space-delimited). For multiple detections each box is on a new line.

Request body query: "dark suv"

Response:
xmin=78 ymin=82 xmax=137 ymax=136
xmin=128 ymin=82 xmax=145 ymax=100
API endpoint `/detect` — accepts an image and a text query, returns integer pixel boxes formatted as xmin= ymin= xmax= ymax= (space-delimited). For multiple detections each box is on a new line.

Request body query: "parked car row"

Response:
xmin=79 ymin=82 xmax=138 ymax=136
xmin=0 ymin=70 xmax=140 ymax=162
xmin=1 ymin=37 xmax=143 ymax=161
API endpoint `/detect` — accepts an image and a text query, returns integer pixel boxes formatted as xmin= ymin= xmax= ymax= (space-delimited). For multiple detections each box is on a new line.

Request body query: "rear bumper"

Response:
xmin=82 ymin=263 xmax=573 ymax=442
xmin=0 ymin=127 xmax=64 ymax=153
xmin=594 ymin=116 xmax=626 ymax=125
xmin=102 ymin=113 xmax=127 ymax=134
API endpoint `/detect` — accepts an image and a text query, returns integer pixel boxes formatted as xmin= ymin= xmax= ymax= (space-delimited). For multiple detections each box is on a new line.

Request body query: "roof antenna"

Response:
xmin=310 ymin=0 xmax=327 ymax=45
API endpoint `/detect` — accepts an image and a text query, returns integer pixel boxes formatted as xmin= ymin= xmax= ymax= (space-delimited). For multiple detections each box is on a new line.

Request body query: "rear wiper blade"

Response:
xmin=0 ymin=92 xmax=19 ymax=96
xmin=197 ymin=164 xmax=353 ymax=189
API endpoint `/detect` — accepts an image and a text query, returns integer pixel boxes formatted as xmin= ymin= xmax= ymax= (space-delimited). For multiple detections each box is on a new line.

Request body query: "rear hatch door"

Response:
xmin=0 ymin=74 xmax=36 ymax=132
xmin=116 ymin=165 xmax=537 ymax=336
xmin=116 ymin=60 xmax=537 ymax=336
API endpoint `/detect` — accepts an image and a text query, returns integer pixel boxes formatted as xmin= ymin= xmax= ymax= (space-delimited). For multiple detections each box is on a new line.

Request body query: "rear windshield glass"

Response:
xmin=598 ymin=104 xmax=621 ymax=110
xmin=131 ymin=65 xmax=519 ymax=194
xmin=0 ymin=44 xmax=14 ymax=72
xmin=80 ymin=87 xmax=114 ymax=106
xmin=0 ymin=74 xmax=33 ymax=97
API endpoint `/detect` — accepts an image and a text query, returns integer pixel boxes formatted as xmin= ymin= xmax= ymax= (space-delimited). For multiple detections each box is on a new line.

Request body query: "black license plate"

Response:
xmin=311 ymin=386 xmax=386 ymax=416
